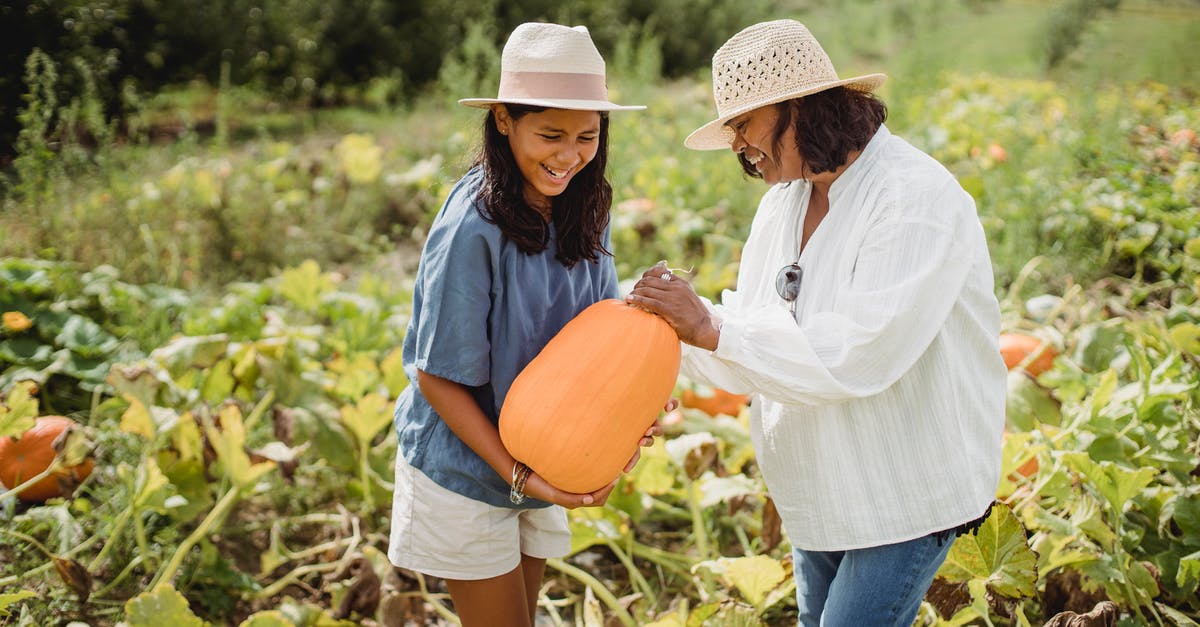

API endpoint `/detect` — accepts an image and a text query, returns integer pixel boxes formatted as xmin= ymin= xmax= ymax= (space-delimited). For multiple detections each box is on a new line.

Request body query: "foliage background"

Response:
xmin=1 ymin=1 xmax=1199 ymax=626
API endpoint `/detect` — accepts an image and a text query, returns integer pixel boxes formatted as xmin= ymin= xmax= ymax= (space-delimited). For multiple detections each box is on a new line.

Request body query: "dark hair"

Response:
xmin=737 ymin=86 xmax=887 ymax=178
xmin=473 ymin=104 xmax=612 ymax=268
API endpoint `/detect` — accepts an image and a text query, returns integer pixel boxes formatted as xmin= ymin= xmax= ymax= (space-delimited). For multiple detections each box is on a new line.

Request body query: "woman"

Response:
xmin=388 ymin=22 xmax=662 ymax=627
xmin=628 ymin=20 xmax=1005 ymax=626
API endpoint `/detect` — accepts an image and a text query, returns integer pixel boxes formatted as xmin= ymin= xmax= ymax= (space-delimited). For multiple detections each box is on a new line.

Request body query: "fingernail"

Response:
xmin=583 ymin=496 xmax=594 ymax=504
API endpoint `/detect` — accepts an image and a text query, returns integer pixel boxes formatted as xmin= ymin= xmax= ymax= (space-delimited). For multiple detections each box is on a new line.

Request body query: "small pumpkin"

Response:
xmin=0 ymin=415 xmax=94 ymax=502
xmin=999 ymin=333 xmax=1058 ymax=377
xmin=680 ymin=387 xmax=749 ymax=417
xmin=500 ymin=299 xmax=681 ymax=493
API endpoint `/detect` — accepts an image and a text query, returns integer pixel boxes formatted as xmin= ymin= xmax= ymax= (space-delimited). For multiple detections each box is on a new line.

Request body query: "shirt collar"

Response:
xmin=829 ymin=123 xmax=890 ymax=204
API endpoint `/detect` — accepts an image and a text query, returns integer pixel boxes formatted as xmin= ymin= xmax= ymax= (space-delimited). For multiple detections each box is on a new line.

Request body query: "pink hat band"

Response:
xmin=498 ymin=71 xmax=609 ymax=102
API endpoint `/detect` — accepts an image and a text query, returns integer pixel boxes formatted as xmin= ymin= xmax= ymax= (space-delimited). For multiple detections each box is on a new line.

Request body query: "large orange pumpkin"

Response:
xmin=500 ymin=299 xmax=681 ymax=493
xmin=0 ymin=416 xmax=94 ymax=502
xmin=999 ymin=333 xmax=1058 ymax=377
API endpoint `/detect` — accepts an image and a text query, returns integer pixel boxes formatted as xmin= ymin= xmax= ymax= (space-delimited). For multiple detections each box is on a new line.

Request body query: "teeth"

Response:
xmin=746 ymin=152 xmax=763 ymax=165
xmin=542 ymin=163 xmax=576 ymax=179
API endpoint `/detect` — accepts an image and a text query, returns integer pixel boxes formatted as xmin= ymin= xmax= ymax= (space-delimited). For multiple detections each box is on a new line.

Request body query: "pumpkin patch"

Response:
xmin=999 ymin=332 xmax=1058 ymax=376
xmin=0 ymin=415 xmax=94 ymax=502
xmin=500 ymin=299 xmax=681 ymax=493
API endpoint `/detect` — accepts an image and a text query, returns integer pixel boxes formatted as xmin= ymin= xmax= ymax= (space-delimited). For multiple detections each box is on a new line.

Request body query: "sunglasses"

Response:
xmin=775 ymin=263 xmax=803 ymax=309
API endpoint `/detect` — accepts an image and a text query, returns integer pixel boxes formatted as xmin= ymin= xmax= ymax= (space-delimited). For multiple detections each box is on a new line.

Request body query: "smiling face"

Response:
xmin=493 ymin=105 xmax=602 ymax=213
xmin=725 ymin=103 xmax=810 ymax=185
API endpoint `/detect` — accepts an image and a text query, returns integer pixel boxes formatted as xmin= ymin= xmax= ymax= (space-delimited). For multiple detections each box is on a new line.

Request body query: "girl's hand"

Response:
xmin=523 ymin=472 xmax=618 ymax=509
xmin=626 ymin=262 xmax=721 ymax=350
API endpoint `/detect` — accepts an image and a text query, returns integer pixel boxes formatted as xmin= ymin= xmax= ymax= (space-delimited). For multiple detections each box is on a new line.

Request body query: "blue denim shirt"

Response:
xmin=394 ymin=167 xmax=619 ymax=508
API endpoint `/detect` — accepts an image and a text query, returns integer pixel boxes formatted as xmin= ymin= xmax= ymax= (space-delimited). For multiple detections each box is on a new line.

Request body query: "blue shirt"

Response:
xmin=394 ymin=167 xmax=619 ymax=508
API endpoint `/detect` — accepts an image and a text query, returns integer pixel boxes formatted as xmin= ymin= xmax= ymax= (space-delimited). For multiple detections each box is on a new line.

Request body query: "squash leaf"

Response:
xmin=203 ymin=405 xmax=275 ymax=489
xmin=340 ymin=393 xmax=392 ymax=445
xmin=0 ymin=380 xmax=39 ymax=438
xmin=937 ymin=504 xmax=1038 ymax=599
xmin=0 ymin=590 xmax=37 ymax=617
xmin=123 ymin=584 xmax=207 ymax=627
xmin=1061 ymin=452 xmax=1157 ymax=514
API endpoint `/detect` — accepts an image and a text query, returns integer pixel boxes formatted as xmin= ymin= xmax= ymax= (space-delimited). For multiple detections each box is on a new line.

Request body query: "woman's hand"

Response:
xmin=523 ymin=405 xmax=673 ymax=508
xmin=627 ymin=262 xmax=721 ymax=350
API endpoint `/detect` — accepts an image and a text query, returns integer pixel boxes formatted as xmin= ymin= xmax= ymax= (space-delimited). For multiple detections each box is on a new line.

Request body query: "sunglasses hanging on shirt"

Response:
xmin=775 ymin=262 xmax=803 ymax=313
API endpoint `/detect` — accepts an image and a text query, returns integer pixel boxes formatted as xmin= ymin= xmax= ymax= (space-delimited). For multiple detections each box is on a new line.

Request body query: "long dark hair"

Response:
xmin=473 ymin=104 xmax=612 ymax=268
xmin=737 ymin=86 xmax=887 ymax=178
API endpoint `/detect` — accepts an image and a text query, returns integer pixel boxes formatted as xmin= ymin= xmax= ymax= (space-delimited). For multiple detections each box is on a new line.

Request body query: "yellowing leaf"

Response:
xmin=0 ymin=381 xmax=39 ymax=438
xmin=123 ymin=584 xmax=206 ymax=627
xmin=380 ymin=347 xmax=409 ymax=397
xmin=238 ymin=610 xmax=295 ymax=627
xmin=203 ymin=405 xmax=275 ymax=489
xmin=340 ymin=393 xmax=392 ymax=444
xmin=937 ymin=504 xmax=1038 ymax=599
xmin=278 ymin=260 xmax=334 ymax=312
xmin=725 ymin=555 xmax=787 ymax=607
xmin=335 ymin=133 xmax=383 ymax=184
xmin=121 ymin=397 xmax=156 ymax=439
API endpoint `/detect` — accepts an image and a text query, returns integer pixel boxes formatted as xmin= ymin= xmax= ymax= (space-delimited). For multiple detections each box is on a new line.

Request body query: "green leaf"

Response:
xmin=150 ymin=334 xmax=229 ymax=376
xmin=936 ymin=504 xmax=1038 ymax=599
xmin=123 ymin=584 xmax=206 ymax=627
xmin=1177 ymin=551 xmax=1200 ymax=590
xmin=1169 ymin=322 xmax=1200 ymax=355
xmin=626 ymin=439 xmax=675 ymax=496
xmin=278 ymin=260 xmax=334 ymax=312
xmin=56 ymin=314 xmax=120 ymax=357
xmin=0 ymin=380 xmax=39 ymax=438
xmin=0 ymin=590 xmax=37 ymax=616
xmin=1006 ymin=371 xmax=1061 ymax=430
xmin=568 ymin=505 xmax=630 ymax=554
xmin=1061 ymin=452 xmax=1157 ymax=514
xmin=339 ymin=393 xmax=392 ymax=445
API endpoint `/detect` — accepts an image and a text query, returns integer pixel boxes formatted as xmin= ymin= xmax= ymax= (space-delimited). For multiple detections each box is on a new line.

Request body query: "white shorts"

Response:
xmin=388 ymin=453 xmax=571 ymax=580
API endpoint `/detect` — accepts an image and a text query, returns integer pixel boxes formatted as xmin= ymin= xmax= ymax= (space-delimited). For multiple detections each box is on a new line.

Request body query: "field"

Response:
xmin=1 ymin=1 xmax=1199 ymax=625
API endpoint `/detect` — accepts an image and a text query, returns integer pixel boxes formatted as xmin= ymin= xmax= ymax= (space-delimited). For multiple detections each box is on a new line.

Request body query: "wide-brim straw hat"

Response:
xmin=459 ymin=22 xmax=644 ymax=112
xmin=685 ymin=20 xmax=886 ymax=150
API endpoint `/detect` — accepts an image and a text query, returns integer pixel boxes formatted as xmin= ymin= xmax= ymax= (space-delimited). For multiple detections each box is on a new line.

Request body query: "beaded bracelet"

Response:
xmin=510 ymin=461 xmax=533 ymax=505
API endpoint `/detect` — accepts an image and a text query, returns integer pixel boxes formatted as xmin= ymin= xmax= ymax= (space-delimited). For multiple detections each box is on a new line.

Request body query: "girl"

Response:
xmin=388 ymin=22 xmax=661 ymax=627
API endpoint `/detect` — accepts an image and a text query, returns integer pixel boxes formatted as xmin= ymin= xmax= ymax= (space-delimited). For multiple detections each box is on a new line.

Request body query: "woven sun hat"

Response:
xmin=685 ymin=19 xmax=887 ymax=150
xmin=458 ymin=22 xmax=644 ymax=112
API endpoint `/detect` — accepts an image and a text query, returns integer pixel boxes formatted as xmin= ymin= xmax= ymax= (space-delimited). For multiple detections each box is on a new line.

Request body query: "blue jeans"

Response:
xmin=792 ymin=531 xmax=953 ymax=626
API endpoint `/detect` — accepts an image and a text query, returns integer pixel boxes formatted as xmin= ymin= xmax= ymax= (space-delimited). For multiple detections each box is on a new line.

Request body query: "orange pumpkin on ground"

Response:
xmin=999 ymin=333 xmax=1058 ymax=377
xmin=680 ymin=387 xmax=749 ymax=417
xmin=0 ymin=416 xmax=94 ymax=502
xmin=500 ymin=299 xmax=681 ymax=493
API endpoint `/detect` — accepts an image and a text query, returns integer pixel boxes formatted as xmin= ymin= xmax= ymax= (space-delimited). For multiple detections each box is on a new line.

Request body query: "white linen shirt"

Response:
xmin=684 ymin=124 xmax=1006 ymax=551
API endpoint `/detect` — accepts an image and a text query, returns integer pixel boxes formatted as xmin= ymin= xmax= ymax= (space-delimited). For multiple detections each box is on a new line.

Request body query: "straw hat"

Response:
xmin=685 ymin=20 xmax=886 ymax=150
xmin=459 ymin=22 xmax=644 ymax=112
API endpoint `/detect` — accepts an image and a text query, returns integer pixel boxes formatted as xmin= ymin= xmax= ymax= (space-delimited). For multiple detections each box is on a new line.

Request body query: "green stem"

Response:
xmin=93 ymin=555 xmax=144 ymax=598
xmin=686 ymin=480 xmax=716 ymax=598
xmin=251 ymin=562 xmax=339 ymax=599
xmin=0 ymin=528 xmax=54 ymax=559
xmin=88 ymin=505 xmax=134 ymax=571
xmin=604 ymin=538 xmax=656 ymax=606
xmin=547 ymin=558 xmax=636 ymax=627
xmin=416 ymin=571 xmax=461 ymax=625
xmin=152 ymin=485 xmax=242 ymax=588
xmin=358 ymin=437 xmax=374 ymax=512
